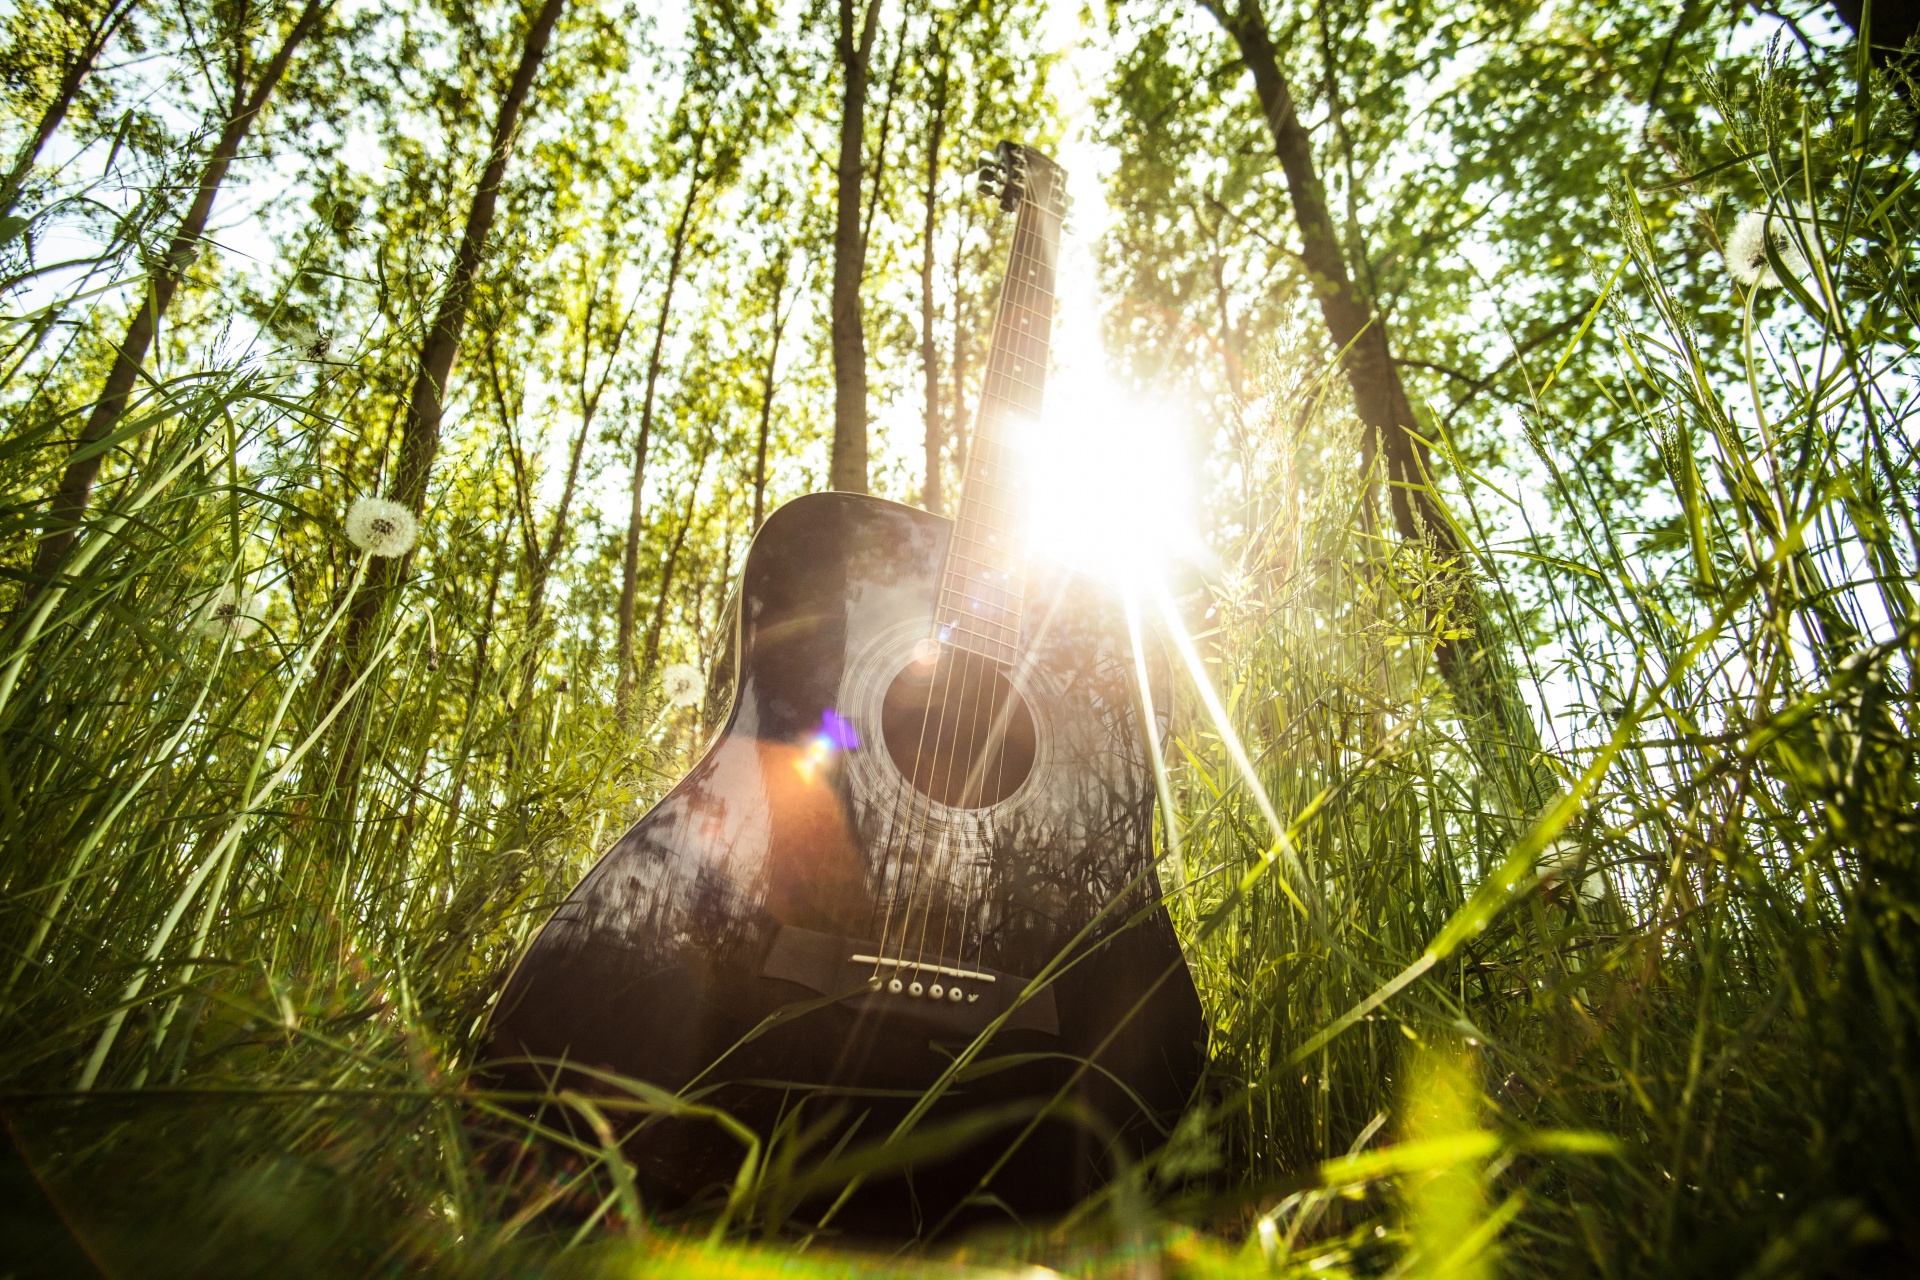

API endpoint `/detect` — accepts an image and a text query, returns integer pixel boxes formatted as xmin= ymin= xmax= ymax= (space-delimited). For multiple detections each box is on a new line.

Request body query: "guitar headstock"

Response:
xmin=976 ymin=141 xmax=1069 ymax=221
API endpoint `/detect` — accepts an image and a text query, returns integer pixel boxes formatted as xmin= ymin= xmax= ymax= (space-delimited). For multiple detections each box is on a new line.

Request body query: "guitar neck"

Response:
xmin=935 ymin=145 xmax=1066 ymax=665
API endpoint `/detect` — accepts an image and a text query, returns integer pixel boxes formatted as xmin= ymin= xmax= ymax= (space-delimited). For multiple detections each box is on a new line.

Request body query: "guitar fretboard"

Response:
xmin=935 ymin=147 xmax=1065 ymax=665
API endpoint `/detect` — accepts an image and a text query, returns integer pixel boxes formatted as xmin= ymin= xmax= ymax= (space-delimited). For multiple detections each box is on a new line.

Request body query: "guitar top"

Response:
xmin=483 ymin=143 xmax=1206 ymax=1231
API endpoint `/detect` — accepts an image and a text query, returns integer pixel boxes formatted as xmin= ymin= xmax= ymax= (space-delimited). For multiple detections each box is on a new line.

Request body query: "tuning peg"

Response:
xmin=975 ymin=161 xmax=1001 ymax=199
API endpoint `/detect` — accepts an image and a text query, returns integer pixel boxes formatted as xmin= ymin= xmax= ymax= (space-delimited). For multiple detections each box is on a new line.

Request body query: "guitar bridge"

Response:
xmin=760 ymin=925 xmax=1058 ymax=1036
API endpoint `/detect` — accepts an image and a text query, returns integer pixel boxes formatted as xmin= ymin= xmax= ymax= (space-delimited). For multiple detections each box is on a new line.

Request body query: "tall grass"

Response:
xmin=1 ymin=52 xmax=1917 ymax=1280
xmin=1152 ymin=58 xmax=1920 ymax=1276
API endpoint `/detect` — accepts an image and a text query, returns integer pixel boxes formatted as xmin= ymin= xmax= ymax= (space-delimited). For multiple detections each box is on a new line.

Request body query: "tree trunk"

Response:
xmin=526 ymin=287 xmax=631 ymax=639
xmin=1198 ymin=0 xmax=1436 ymax=548
xmin=829 ymin=0 xmax=883 ymax=493
xmin=640 ymin=445 xmax=712 ymax=690
xmin=861 ymin=29 xmax=907 ymax=255
xmin=1199 ymin=0 xmax=1556 ymax=814
xmin=387 ymin=0 xmax=568 ymax=519
xmin=0 ymin=0 xmax=138 ymax=218
xmin=918 ymin=32 xmax=949 ymax=515
xmin=752 ymin=254 xmax=794 ymax=532
xmin=28 ymin=0 xmax=331 ymax=585
xmin=616 ymin=128 xmax=707 ymax=719
xmin=322 ymin=0 xmax=566 ymax=791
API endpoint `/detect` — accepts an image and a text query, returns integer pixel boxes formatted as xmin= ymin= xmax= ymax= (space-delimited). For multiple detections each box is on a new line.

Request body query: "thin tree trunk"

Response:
xmin=500 ymin=307 xmax=614 ymax=759
xmin=387 ymin=0 xmax=568 ymax=519
xmin=616 ymin=127 xmax=707 ymax=719
xmin=1198 ymin=0 xmax=1435 ymax=546
xmin=528 ymin=286 xmax=632 ymax=634
xmin=829 ymin=0 xmax=883 ymax=493
xmin=918 ymin=33 xmax=948 ymax=515
xmin=640 ymin=445 xmax=711 ymax=690
xmin=1199 ymin=0 xmax=1554 ymax=812
xmin=752 ymin=254 xmax=794 ymax=532
xmin=324 ymin=0 xmax=566 ymax=793
xmin=0 ymin=0 xmax=138 ymax=218
xmin=28 ymin=0 xmax=330 ymax=584
xmin=860 ymin=29 xmax=907 ymax=256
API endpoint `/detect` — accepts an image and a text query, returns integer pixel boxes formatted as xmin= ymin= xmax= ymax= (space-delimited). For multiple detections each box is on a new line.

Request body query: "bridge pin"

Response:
xmin=888 ymin=978 xmax=904 ymax=994
xmin=930 ymin=983 xmax=944 ymax=998
xmin=908 ymin=981 xmax=924 ymax=997
xmin=948 ymin=987 xmax=964 ymax=1002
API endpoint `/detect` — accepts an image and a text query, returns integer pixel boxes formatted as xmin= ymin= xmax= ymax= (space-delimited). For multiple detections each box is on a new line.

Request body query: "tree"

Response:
xmin=752 ymin=247 xmax=802 ymax=530
xmin=26 ymin=0 xmax=332 ymax=587
xmin=918 ymin=16 xmax=950 ymax=514
xmin=0 ymin=0 xmax=138 ymax=217
xmin=828 ymin=0 xmax=883 ymax=493
xmin=384 ymin=0 xmax=569 ymax=523
xmin=1197 ymin=0 xmax=1438 ymax=548
xmin=616 ymin=116 xmax=709 ymax=717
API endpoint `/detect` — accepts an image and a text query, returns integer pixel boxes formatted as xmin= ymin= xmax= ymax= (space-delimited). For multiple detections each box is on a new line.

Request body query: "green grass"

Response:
xmin=1 ymin=53 xmax=1918 ymax=1280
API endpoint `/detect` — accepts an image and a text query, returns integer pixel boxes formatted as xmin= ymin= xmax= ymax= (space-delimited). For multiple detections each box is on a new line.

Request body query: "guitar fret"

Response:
xmin=938 ymin=617 xmax=1020 ymax=648
xmin=939 ymin=571 xmax=1022 ymax=600
xmin=939 ymin=616 xmax=1019 ymax=643
xmin=939 ymin=571 xmax=1021 ymax=606
xmin=947 ymin=530 xmax=1017 ymax=558
xmin=944 ymin=555 xmax=1020 ymax=582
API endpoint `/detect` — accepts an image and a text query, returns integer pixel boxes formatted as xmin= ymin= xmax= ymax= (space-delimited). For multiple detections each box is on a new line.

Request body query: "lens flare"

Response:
xmin=1021 ymin=240 xmax=1200 ymax=592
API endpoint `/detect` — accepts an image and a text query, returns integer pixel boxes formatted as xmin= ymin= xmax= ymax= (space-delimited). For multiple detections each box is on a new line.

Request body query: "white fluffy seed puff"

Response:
xmin=660 ymin=663 xmax=704 ymax=707
xmin=1725 ymin=206 xmax=1812 ymax=289
xmin=345 ymin=497 xmax=419 ymax=558
xmin=200 ymin=585 xmax=263 ymax=641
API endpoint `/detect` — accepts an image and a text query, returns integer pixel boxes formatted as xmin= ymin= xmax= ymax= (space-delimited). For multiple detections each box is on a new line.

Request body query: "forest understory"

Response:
xmin=1 ymin=0 xmax=1917 ymax=1275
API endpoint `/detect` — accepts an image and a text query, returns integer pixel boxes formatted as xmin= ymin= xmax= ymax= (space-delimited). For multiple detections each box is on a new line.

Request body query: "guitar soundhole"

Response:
xmin=881 ymin=650 xmax=1036 ymax=809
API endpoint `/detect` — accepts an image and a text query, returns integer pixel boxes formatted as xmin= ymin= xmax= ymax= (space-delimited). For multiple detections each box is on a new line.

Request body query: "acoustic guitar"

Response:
xmin=484 ymin=141 xmax=1205 ymax=1230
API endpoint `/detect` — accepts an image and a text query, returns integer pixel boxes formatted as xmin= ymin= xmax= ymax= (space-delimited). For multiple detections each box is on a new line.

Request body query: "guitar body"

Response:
xmin=485 ymin=490 xmax=1205 ymax=1227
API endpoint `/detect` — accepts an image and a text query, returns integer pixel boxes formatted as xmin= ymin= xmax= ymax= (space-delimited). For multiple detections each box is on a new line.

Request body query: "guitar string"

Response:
xmin=923 ymin=161 xmax=1061 ymax=989
xmin=863 ymin=640 xmax=943 ymax=978
xmin=918 ymin=643 xmax=989 ymax=979
xmin=874 ymin=151 xmax=1061 ymax=998
xmin=935 ymin=170 xmax=1054 ymax=975
xmin=906 ymin=161 xmax=1054 ymax=981
xmin=937 ymin=641 xmax=1014 ymax=978
xmin=889 ymin=644 xmax=973 ymax=981
xmin=917 ymin=156 xmax=1060 ymax=986
xmin=867 ymin=484 xmax=1008 ymax=970
xmin=890 ymin=224 xmax=1034 ymax=988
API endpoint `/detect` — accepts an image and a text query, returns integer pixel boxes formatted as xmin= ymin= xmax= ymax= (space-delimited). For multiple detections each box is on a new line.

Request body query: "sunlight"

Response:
xmin=1021 ymin=237 xmax=1201 ymax=592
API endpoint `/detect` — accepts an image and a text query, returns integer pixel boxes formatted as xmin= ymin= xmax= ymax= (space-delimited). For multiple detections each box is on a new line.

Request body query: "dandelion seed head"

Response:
xmin=345 ymin=497 xmax=418 ymax=557
xmin=199 ymin=585 xmax=262 ymax=641
xmin=1725 ymin=206 xmax=1811 ymax=289
xmin=285 ymin=323 xmax=333 ymax=362
xmin=661 ymin=663 xmax=704 ymax=707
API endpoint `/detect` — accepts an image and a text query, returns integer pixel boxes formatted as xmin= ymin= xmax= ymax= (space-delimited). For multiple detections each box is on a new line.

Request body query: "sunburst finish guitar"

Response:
xmin=484 ymin=142 xmax=1205 ymax=1229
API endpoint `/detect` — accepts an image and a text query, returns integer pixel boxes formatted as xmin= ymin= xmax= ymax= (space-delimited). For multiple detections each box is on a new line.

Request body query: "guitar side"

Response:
xmin=484 ymin=490 xmax=1205 ymax=1217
